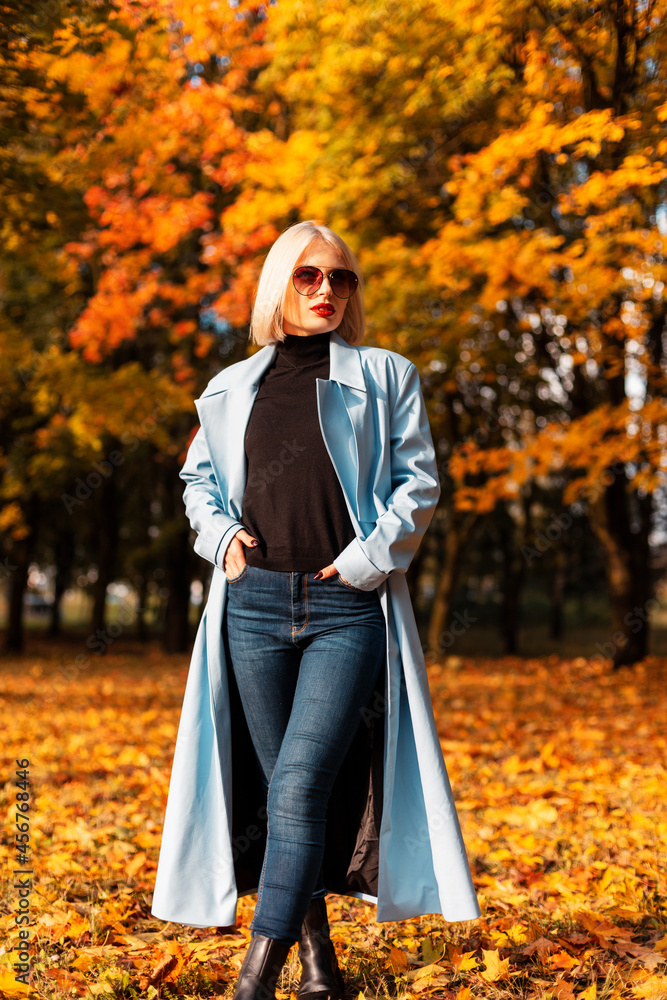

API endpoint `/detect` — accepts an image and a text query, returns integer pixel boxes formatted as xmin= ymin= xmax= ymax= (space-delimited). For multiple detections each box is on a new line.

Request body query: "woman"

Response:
xmin=151 ymin=221 xmax=480 ymax=999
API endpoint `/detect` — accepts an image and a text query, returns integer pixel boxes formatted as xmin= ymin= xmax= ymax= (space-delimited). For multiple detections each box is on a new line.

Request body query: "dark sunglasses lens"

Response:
xmin=293 ymin=266 xmax=358 ymax=297
xmin=331 ymin=269 xmax=358 ymax=298
xmin=293 ymin=266 xmax=322 ymax=294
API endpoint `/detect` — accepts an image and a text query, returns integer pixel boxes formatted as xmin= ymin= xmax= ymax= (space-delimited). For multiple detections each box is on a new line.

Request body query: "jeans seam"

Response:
xmin=252 ymin=797 xmax=270 ymax=928
xmin=226 ymin=562 xmax=248 ymax=583
xmin=291 ymin=573 xmax=308 ymax=637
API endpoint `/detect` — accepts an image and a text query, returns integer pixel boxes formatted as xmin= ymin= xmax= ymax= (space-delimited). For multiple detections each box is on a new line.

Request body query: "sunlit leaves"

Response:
xmin=0 ymin=649 xmax=665 ymax=998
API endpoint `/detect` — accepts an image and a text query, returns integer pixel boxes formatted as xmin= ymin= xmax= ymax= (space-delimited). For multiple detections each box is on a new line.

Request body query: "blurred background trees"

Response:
xmin=2 ymin=0 xmax=666 ymax=667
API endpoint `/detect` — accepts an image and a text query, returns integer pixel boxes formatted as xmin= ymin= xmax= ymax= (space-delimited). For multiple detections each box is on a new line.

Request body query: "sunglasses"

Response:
xmin=292 ymin=265 xmax=359 ymax=299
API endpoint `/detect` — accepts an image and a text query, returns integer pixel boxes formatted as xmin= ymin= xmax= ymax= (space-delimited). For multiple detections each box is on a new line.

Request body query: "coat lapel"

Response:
xmin=194 ymin=344 xmax=276 ymax=520
xmin=322 ymin=332 xmax=383 ymax=528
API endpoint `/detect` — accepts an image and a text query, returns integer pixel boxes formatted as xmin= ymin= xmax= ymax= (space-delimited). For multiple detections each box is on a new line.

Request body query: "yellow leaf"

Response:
xmin=480 ymin=948 xmax=510 ymax=982
xmin=632 ymin=977 xmax=667 ymax=999
xmin=188 ymin=939 xmax=226 ymax=962
xmin=63 ymin=910 xmax=89 ymax=939
xmin=505 ymin=923 xmax=529 ymax=945
xmin=409 ymin=962 xmax=448 ymax=983
xmin=577 ymin=985 xmax=597 ymax=1000
xmin=126 ymin=851 xmax=147 ymax=877
xmin=449 ymin=947 xmax=478 ymax=973
xmin=71 ymin=953 xmax=95 ymax=971
xmin=0 ymin=964 xmax=30 ymax=997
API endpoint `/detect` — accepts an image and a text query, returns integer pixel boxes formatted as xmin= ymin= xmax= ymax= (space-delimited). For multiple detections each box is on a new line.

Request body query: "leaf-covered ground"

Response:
xmin=0 ymin=644 xmax=665 ymax=999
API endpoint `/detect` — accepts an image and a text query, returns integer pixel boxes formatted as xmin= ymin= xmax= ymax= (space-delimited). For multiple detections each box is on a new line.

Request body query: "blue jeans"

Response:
xmin=222 ymin=563 xmax=386 ymax=944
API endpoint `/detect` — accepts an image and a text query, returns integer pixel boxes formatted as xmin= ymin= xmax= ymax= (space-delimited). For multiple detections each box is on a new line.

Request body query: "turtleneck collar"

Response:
xmin=276 ymin=331 xmax=332 ymax=367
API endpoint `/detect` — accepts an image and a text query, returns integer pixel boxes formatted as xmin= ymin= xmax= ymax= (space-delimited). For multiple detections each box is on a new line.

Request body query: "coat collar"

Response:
xmin=199 ymin=329 xmax=366 ymax=398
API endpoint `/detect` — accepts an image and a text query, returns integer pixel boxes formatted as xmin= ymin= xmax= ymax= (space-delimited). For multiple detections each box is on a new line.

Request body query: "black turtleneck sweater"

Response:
xmin=241 ymin=331 xmax=357 ymax=572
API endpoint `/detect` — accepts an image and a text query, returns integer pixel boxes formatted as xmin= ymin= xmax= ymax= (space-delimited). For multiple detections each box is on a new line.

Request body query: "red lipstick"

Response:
xmin=311 ymin=304 xmax=335 ymax=317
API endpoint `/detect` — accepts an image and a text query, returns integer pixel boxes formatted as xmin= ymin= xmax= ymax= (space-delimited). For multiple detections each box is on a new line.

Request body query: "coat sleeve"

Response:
xmin=179 ymin=425 xmax=245 ymax=570
xmin=333 ymin=362 xmax=441 ymax=590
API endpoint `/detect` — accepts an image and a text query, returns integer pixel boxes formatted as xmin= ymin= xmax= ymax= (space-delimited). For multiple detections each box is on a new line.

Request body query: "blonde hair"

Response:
xmin=249 ymin=221 xmax=365 ymax=346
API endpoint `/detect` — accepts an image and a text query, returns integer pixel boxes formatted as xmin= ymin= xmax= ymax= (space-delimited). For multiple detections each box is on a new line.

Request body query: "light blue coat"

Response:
xmin=151 ymin=330 xmax=481 ymax=928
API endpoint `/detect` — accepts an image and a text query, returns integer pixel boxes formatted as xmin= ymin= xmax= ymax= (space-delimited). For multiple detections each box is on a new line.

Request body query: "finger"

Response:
xmin=313 ymin=564 xmax=337 ymax=580
xmin=236 ymin=529 xmax=259 ymax=547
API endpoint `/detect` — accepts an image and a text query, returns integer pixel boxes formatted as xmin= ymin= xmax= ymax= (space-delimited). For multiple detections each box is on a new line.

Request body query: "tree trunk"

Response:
xmin=499 ymin=523 xmax=526 ymax=656
xmin=3 ymin=499 xmax=40 ymax=654
xmin=550 ymin=548 xmax=566 ymax=642
xmin=160 ymin=461 xmax=194 ymax=654
xmin=90 ymin=477 xmax=119 ymax=640
xmin=588 ymin=477 xmax=652 ymax=668
xmin=4 ymin=541 xmax=30 ymax=653
xmin=49 ymin=582 xmax=62 ymax=637
xmin=427 ymin=512 xmax=479 ymax=656
xmin=163 ymin=524 xmax=192 ymax=653
xmin=497 ymin=496 xmax=532 ymax=656
xmin=50 ymin=520 xmax=75 ymax=637
xmin=136 ymin=575 xmax=149 ymax=643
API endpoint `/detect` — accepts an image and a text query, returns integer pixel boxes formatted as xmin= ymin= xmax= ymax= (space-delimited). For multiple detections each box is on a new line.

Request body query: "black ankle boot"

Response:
xmin=297 ymin=897 xmax=345 ymax=1000
xmin=233 ymin=934 xmax=292 ymax=1000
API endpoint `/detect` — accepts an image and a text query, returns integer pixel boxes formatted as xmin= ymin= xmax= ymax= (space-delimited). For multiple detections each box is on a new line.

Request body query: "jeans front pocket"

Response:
xmin=225 ymin=563 xmax=249 ymax=583
xmin=336 ymin=573 xmax=362 ymax=591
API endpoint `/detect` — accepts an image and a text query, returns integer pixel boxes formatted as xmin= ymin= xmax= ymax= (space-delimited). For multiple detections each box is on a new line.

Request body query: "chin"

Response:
xmin=301 ymin=322 xmax=336 ymax=335
xmin=312 ymin=318 xmax=338 ymax=332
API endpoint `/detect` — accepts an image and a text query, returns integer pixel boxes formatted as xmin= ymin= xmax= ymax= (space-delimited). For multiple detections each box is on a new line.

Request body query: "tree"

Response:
xmin=427 ymin=0 xmax=667 ymax=666
xmin=2 ymin=0 xmax=270 ymax=650
xmin=0 ymin=0 xmax=95 ymax=650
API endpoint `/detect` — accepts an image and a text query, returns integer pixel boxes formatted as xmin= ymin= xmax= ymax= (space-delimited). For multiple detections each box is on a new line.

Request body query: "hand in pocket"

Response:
xmin=224 ymin=529 xmax=258 ymax=580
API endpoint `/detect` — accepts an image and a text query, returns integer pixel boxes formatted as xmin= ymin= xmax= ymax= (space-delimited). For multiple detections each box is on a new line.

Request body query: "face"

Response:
xmin=282 ymin=242 xmax=351 ymax=337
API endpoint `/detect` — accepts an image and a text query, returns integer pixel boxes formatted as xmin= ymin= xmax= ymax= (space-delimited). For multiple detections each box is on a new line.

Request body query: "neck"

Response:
xmin=276 ymin=330 xmax=332 ymax=363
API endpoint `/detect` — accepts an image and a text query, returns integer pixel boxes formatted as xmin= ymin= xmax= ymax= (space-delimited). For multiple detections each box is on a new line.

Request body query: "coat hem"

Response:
xmin=151 ymin=890 xmax=482 ymax=929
